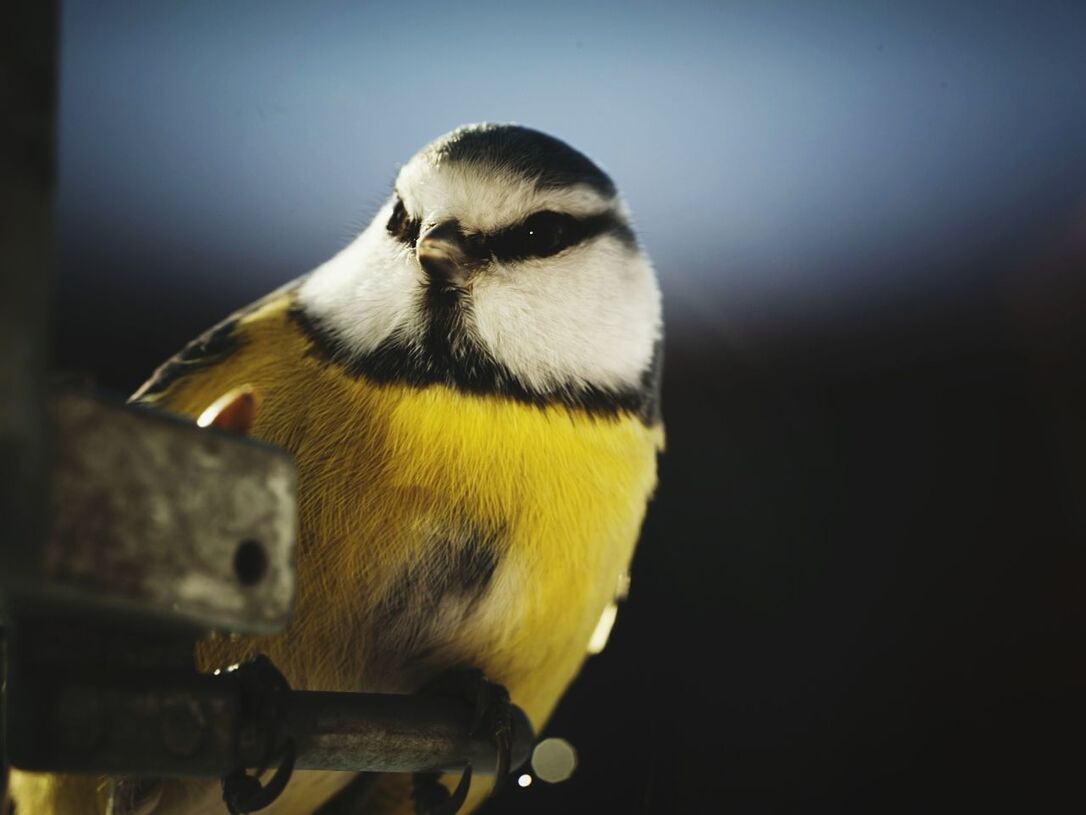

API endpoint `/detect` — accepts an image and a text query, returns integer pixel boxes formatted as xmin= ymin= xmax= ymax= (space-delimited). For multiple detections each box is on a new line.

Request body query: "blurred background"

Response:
xmin=49 ymin=1 xmax=1086 ymax=811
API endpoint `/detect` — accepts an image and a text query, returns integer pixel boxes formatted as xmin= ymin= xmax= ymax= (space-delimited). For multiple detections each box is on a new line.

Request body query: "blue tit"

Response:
xmin=11 ymin=123 xmax=663 ymax=815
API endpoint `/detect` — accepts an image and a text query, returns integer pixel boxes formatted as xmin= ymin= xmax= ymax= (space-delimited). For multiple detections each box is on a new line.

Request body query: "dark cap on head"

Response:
xmin=426 ymin=123 xmax=617 ymax=198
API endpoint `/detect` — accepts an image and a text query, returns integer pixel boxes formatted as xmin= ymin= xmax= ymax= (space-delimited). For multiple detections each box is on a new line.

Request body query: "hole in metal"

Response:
xmin=233 ymin=539 xmax=267 ymax=586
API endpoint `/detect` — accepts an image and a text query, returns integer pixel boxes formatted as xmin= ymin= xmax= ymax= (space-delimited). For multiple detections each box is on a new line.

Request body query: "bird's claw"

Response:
xmin=412 ymin=668 xmax=515 ymax=814
xmin=466 ymin=674 xmax=512 ymax=793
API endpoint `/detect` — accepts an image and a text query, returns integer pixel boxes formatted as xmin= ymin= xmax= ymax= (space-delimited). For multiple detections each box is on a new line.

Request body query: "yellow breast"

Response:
xmin=142 ymin=292 xmax=662 ymax=730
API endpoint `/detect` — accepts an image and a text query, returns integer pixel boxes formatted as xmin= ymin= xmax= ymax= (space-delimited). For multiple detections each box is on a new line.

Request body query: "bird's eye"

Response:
xmin=386 ymin=197 xmax=421 ymax=248
xmin=494 ymin=211 xmax=577 ymax=260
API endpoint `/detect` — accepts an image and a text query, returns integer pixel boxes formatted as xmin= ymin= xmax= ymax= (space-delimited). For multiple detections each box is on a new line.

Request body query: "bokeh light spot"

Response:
xmin=531 ymin=737 xmax=578 ymax=784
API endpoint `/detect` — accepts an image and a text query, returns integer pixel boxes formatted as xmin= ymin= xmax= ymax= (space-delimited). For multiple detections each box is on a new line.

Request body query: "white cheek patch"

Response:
xmin=469 ymin=237 xmax=662 ymax=394
xmin=297 ymin=202 xmax=425 ymax=354
xmin=299 ymin=187 xmax=662 ymax=399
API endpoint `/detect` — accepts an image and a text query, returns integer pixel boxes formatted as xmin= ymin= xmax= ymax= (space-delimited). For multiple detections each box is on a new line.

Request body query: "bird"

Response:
xmin=9 ymin=123 xmax=663 ymax=815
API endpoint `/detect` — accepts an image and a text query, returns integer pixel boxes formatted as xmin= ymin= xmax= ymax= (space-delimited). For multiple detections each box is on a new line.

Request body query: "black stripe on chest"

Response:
xmin=369 ymin=525 xmax=503 ymax=680
xmin=289 ymin=293 xmax=662 ymax=425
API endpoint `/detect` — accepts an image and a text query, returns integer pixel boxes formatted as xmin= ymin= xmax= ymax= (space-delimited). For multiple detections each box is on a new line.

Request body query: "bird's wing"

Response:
xmin=130 ymin=276 xmax=306 ymax=406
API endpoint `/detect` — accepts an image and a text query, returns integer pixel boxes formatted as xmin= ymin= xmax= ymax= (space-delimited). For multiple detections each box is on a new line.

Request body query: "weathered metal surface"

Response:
xmin=27 ymin=685 xmax=533 ymax=776
xmin=35 ymin=389 xmax=297 ymax=634
xmin=7 ymin=624 xmax=533 ymax=778
xmin=289 ymin=690 xmax=534 ymax=775
xmin=5 ymin=624 xmax=243 ymax=775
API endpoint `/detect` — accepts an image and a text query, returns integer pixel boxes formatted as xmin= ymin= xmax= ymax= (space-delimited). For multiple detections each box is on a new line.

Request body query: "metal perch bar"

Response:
xmin=7 ymin=645 xmax=533 ymax=778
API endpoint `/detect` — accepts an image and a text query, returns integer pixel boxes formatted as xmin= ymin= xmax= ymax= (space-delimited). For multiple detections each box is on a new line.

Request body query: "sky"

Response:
xmin=57 ymin=0 xmax=1086 ymax=339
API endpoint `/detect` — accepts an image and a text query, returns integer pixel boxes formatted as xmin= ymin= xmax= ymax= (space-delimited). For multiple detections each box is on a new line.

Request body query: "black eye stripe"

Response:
xmin=386 ymin=197 xmax=421 ymax=248
xmin=385 ymin=198 xmax=635 ymax=261
xmin=482 ymin=210 xmax=635 ymax=262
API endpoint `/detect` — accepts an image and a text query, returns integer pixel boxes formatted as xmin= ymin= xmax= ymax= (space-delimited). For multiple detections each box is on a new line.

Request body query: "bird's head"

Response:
xmin=297 ymin=123 xmax=662 ymax=417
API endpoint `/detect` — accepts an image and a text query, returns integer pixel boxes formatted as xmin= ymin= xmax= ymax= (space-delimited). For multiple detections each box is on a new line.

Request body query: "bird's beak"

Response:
xmin=417 ymin=221 xmax=469 ymax=285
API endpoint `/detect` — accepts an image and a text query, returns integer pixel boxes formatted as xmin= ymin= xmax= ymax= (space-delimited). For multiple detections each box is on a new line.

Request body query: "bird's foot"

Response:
xmin=411 ymin=668 xmax=514 ymax=815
